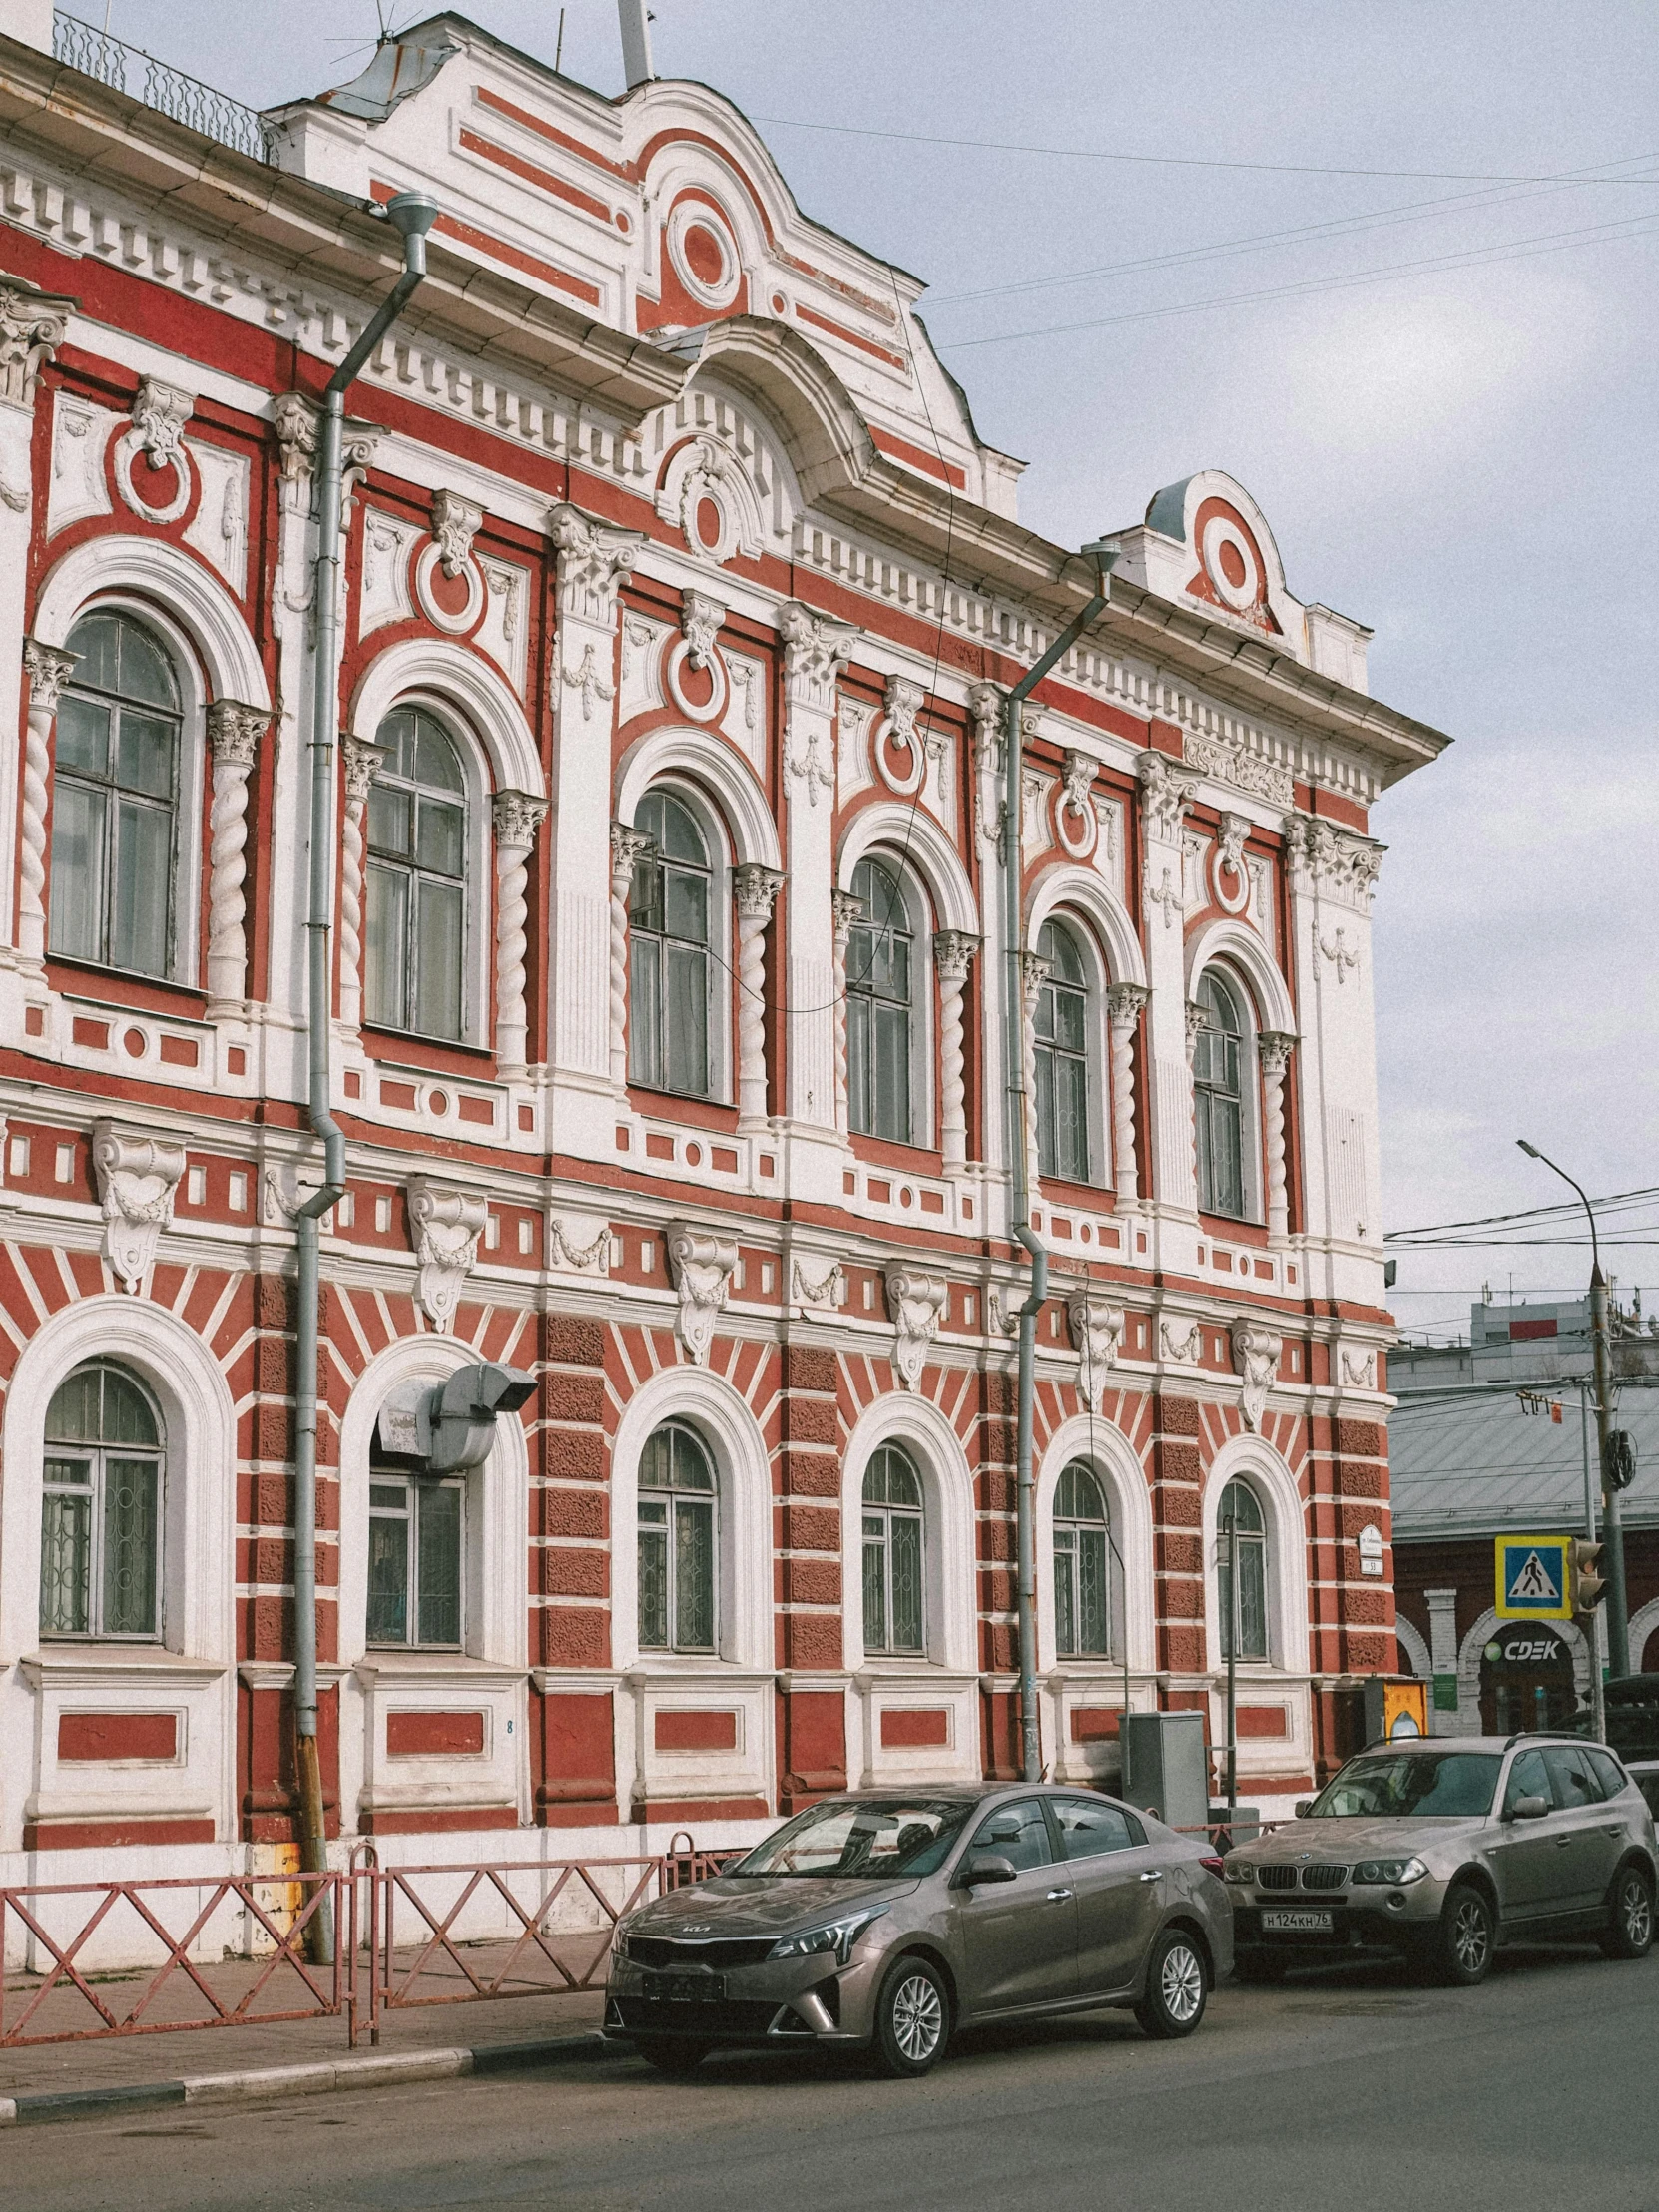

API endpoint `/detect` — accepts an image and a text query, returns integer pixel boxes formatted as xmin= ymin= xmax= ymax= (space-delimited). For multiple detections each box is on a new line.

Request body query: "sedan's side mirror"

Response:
xmin=1507 ymin=1794 xmax=1549 ymax=1822
xmin=956 ymin=1852 xmax=1018 ymax=1888
xmin=1293 ymin=1800 xmax=1314 ymax=1819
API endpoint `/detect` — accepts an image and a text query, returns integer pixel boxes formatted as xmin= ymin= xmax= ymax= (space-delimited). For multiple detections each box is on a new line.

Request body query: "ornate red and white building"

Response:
xmin=0 ymin=6 xmax=1446 ymax=1890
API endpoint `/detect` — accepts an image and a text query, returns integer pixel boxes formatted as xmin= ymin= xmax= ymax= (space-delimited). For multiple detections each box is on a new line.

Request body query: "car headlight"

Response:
xmin=1352 ymin=1858 xmax=1428 ymax=1886
xmin=767 ymin=1907 xmax=889 ymax=1965
xmin=1223 ymin=1860 xmax=1256 ymax=1886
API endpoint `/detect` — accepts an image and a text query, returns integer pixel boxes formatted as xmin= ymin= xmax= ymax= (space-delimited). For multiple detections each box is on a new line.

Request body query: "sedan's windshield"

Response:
xmin=1308 ymin=1751 xmax=1502 ymax=1820
xmin=731 ymin=1797 xmax=976 ymax=1878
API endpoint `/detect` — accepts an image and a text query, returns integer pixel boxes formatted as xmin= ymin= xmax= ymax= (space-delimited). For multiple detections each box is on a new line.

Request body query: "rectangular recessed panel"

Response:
xmin=379 ymin=1080 xmax=417 ymax=1110
xmin=458 ymin=1095 xmax=494 ymax=1125
xmin=59 ymin=1711 xmax=178 ymax=1762
xmin=879 ymin=1708 xmax=949 ymax=1749
xmin=920 ymin=1189 xmax=944 ymax=1215
xmin=386 ymin=1710 xmax=486 ymax=1758
xmin=712 ymin=1147 xmax=739 ymax=1173
xmin=71 ymin=1016 xmax=109 ymax=1049
xmin=646 ymin=1132 xmax=675 ymax=1160
xmin=1070 ymin=1708 xmax=1121 ymax=1742
xmin=1236 ymin=1705 xmax=1290 ymax=1739
xmin=654 ymin=1709 xmax=738 ymax=1753
xmin=159 ymin=1034 xmax=199 ymax=1066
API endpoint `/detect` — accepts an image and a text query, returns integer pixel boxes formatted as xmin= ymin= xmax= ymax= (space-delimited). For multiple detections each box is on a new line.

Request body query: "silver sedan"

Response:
xmin=606 ymin=1783 xmax=1233 ymax=2076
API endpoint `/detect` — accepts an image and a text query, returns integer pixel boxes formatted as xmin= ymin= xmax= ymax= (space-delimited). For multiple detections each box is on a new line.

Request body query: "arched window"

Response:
xmin=50 ymin=611 xmax=181 ymax=978
xmin=847 ymin=857 xmax=912 ymax=1144
xmin=1194 ymin=969 xmax=1247 ymax=1219
xmin=638 ymin=1421 xmax=716 ymax=1651
xmin=1054 ymin=1459 xmax=1110 ymax=1657
xmin=365 ymin=706 xmax=468 ymax=1040
xmin=40 ymin=1362 xmax=163 ymax=1639
xmin=366 ymin=1411 xmax=463 ymax=1648
xmin=862 ymin=1444 xmax=924 ymax=1654
xmin=1035 ymin=919 xmax=1090 ymax=1184
xmin=629 ymin=791 xmax=712 ymax=1098
xmin=1218 ymin=1478 xmax=1268 ymax=1661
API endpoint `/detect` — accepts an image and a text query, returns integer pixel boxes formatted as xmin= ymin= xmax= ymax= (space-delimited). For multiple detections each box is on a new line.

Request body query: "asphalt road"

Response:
xmin=5 ymin=1943 xmax=1656 ymax=2212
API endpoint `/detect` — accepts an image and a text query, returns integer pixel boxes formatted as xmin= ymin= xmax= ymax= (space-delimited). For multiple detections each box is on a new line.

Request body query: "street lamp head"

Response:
xmin=1516 ymin=1139 xmax=1540 ymax=1159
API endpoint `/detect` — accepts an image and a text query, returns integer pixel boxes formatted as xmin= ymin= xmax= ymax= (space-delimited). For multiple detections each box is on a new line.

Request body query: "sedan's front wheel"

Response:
xmin=872 ymin=1954 xmax=949 ymax=2077
xmin=1135 ymin=1928 xmax=1209 ymax=2039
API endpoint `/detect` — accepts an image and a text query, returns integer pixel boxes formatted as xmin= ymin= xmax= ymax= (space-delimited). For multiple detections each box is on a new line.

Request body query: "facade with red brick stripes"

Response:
xmin=0 ymin=12 xmax=1447 ymax=1887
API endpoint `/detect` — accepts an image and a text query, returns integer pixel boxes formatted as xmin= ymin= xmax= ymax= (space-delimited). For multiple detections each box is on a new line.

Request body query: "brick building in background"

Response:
xmin=0 ymin=5 xmax=1446 ymax=1888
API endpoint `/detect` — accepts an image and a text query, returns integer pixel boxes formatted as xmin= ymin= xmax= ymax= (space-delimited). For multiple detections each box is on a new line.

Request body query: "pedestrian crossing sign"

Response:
xmin=1494 ymin=1534 xmax=1572 ymax=1620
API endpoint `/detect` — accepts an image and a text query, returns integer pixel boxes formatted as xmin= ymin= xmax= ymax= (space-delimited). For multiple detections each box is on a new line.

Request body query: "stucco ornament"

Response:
xmin=666 ymin=1224 xmax=739 ymax=1368
xmin=407 ymin=1177 xmax=489 ymax=1334
xmin=1232 ymin=1320 xmax=1284 ymax=1431
xmin=92 ymin=1121 xmax=186 ymax=1293
xmin=885 ymin=1266 xmax=948 ymax=1391
xmin=1068 ymin=1292 xmax=1126 ymax=1413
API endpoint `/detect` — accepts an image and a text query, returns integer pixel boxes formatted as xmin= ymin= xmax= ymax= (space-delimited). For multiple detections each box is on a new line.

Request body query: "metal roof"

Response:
xmin=1389 ymin=1382 xmax=1659 ymax=1540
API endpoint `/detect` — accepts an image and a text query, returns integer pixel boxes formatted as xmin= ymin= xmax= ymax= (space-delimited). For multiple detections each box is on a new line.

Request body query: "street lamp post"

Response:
xmin=1516 ymin=1142 xmax=1628 ymax=1680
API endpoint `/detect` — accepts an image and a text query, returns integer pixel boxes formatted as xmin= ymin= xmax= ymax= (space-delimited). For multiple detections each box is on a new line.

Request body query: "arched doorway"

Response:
xmin=1478 ymin=1621 xmax=1576 ymax=1734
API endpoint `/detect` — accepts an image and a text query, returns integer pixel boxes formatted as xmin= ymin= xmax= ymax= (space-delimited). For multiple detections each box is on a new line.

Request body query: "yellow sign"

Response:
xmin=1494 ymin=1534 xmax=1573 ymax=1621
xmin=1382 ymin=1682 xmax=1427 ymax=1740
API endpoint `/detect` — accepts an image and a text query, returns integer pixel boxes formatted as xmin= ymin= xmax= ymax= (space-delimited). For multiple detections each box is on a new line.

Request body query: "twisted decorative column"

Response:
xmin=933 ymin=929 xmax=980 ymax=1173
xmin=1259 ymin=1030 xmax=1297 ymax=1240
xmin=831 ymin=886 xmax=863 ymax=1138
xmin=204 ymin=701 xmax=269 ymax=1011
xmin=1020 ymin=949 xmax=1049 ymax=1191
xmin=609 ymin=821 xmax=654 ymax=1093
xmin=733 ymin=862 xmax=784 ymax=1128
xmin=493 ymin=790 xmax=548 ymax=1077
xmin=1106 ymin=980 xmax=1149 ymax=1206
xmin=19 ymin=638 xmax=76 ymax=970
xmin=337 ymin=735 xmax=381 ymax=1034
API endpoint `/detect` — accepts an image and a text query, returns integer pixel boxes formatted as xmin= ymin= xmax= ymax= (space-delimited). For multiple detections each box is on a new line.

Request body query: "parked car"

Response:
xmin=605 ymin=1784 xmax=1233 ymax=2076
xmin=1626 ymin=1761 xmax=1659 ymax=1824
xmin=1224 ymin=1734 xmax=1657 ymax=1985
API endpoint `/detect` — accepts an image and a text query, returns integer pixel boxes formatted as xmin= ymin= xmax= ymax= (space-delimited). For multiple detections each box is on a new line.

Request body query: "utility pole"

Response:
xmin=1579 ymin=1379 xmax=1606 ymax=1740
xmin=1517 ymin=1142 xmax=1628 ymax=1678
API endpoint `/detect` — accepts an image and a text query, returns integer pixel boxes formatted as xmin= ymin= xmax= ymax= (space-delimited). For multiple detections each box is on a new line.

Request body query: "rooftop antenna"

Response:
xmin=618 ymin=0 xmax=655 ymax=85
xmin=555 ymin=6 xmax=566 ymax=72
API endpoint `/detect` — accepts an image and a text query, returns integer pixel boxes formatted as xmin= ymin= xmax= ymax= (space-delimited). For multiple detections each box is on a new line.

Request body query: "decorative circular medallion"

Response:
xmin=664 ymin=636 xmax=729 ymax=724
xmin=1200 ymin=512 xmax=1264 ymax=612
xmin=1053 ymin=789 xmax=1098 ymax=861
xmin=427 ymin=1088 xmax=449 ymax=1117
xmin=412 ymin=539 xmax=486 ymax=636
xmin=123 ymin=1026 xmax=147 ymax=1059
xmin=112 ymin=428 xmax=194 ymax=525
xmin=873 ymin=714 xmax=926 ymax=799
xmin=666 ymin=198 xmax=742 ymax=313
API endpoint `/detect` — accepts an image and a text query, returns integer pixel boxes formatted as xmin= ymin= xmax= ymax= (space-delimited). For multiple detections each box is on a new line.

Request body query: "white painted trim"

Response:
xmin=1628 ymin=1596 xmax=1659 ymax=1675
xmin=1394 ymin=1614 xmax=1431 ymax=1679
xmin=1201 ymin=1431 xmax=1311 ymax=1678
xmin=839 ymin=1391 xmax=975 ymax=1676
xmin=609 ymin=1365 xmax=773 ymax=1675
xmin=1026 ymin=865 xmax=1147 ymax=991
xmin=1034 ymin=1411 xmax=1155 ymax=1675
xmin=615 ymin=723 xmax=781 ymax=872
xmin=32 ymin=535 xmax=270 ymax=711
xmin=836 ymin=798 xmax=977 ymax=935
xmin=348 ymin=636 xmax=544 ymax=800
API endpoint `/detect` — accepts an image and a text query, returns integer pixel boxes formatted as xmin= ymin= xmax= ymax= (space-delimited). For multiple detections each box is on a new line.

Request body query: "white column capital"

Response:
xmin=0 ymin=281 xmax=74 ymax=412
xmin=547 ymin=501 xmax=643 ymax=626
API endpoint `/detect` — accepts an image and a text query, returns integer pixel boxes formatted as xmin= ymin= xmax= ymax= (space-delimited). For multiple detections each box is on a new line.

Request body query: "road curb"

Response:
xmin=0 ymin=2027 xmax=607 ymax=2129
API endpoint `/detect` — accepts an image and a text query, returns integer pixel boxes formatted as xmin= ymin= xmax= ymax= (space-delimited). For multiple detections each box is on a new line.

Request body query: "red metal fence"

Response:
xmin=0 ymin=1841 xmax=741 ymax=2053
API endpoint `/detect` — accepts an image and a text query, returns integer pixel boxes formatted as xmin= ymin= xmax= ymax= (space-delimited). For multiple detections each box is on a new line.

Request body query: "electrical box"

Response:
xmin=1363 ymin=1677 xmax=1428 ymax=1745
xmin=1122 ymin=1711 xmax=1209 ymax=1832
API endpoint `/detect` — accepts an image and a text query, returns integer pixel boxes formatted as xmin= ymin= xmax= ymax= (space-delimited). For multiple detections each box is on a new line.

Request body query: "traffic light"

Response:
xmin=1570 ymin=1538 xmax=1607 ymax=1615
xmin=1603 ymin=1431 xmax=1637 ymax=1493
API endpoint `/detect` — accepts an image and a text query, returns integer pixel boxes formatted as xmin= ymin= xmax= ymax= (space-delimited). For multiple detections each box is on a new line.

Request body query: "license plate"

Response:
xmin=1260 ymin=1909 xmax=1334 ymax=1934
xmin=642 ymin=1970 xmax=724 ymax=2003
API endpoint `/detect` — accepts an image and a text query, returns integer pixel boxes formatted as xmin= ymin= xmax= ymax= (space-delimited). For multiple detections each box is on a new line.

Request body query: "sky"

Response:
xmin=86 ymin=0 xmax=1659 ymax=1340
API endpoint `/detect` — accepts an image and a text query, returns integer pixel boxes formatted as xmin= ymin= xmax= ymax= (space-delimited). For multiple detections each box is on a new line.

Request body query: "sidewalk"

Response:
xmin=1 ymin=1950 xmax=611 ymax=2126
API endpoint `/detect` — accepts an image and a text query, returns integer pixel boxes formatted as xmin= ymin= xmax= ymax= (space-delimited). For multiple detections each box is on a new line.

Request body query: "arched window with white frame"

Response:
xmin=1034 ymin=918 xmax=1091 ymax=1184
xmin=1194 ymin=966 xmax=1250 ymax=1219
xmin=1218 ymin=1477 xmax=1269 ymax=1661
xmin=40 ymin=1361 xmax=165 ymax=1640
xmin=629 ymin=789 xmax=714 ymax=1099
xmin=50 ymin=611 xmax=183 ymax=980
xmin=365 ymin=704 xmax=469 ymax=1041
xmin=1053 ymin=1458 xmax=1111 ymax=1658
xmin=365 ymin=1406 xmax=464 ymax=1650
xmin=862 ymin=1443 xmax=925 ymax=1654
xmin=848 ymin=854 xmax=921 ymax=1145
xmin=638 ymin=1420 xmax=717 ymax=1652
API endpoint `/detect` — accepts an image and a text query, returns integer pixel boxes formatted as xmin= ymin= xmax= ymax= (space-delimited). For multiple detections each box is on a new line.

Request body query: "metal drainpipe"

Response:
xmin=293 ymin=191 xmax=438 ymax=1952
xmin=1003 ymin=543 xmax=1117 ymax=1785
